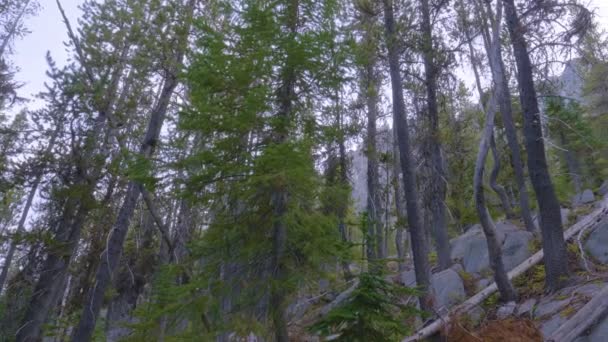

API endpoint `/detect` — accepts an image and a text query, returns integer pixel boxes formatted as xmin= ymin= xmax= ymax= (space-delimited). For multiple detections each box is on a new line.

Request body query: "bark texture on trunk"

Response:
xmin=71 ymin=3 xmax=194 ymax=337
xmin=0 ymin=125 xmax=59 ymax=294
xmin=382 ymin=0 xmax=433 ymax=313
xmin=363 ymin=51 xmax=382 ymax=264
xmin=420 ymin=0 xmax=451 ymax=271
xmin=393 ymin=126 xmax=408 ymax=272
xmin=473 ymin=93 xmax=517 ymax=302
xmin=503 ymin=0 xmax=569 ymax=290
xmin=268 ymin=2 xmax=298 ymax=340
xmin=560 ymin=131 xmax=582 ymax=194
xmin=490 ymin=134 xmax=516 ymax=218
xmin=484 ymin=2 xmax=535 ymax=232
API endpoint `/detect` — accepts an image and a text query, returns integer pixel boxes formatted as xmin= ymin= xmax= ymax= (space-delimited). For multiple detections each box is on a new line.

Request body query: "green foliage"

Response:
xmin=545 ymin=98 xmax=606 ymax=195
xmin=310 ymin=272 xmax=421 ymax=342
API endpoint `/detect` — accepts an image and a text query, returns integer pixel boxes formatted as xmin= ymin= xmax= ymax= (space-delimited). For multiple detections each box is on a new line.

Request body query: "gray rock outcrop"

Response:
xmin=584 ymin=219 xmax=608 ymax=264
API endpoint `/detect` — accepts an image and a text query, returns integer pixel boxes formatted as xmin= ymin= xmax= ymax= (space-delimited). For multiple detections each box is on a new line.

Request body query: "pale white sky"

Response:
xmin=7 ymin=0 xmax=608 ymax=114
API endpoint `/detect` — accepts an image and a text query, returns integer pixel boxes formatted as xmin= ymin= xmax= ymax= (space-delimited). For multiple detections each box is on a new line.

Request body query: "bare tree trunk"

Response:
xmin=337 ymin=122 xmax=353 ymax=280
xmin=362 ymin=47 xmax=382 ymax=264
xmin=382 ymin=0 xmax=434 ymax=313
xmin=420 ymin=0 xmax=451 ymax=271
xmin=473 ymin=92 xmax=517 ymax=302
xmin=0 ymin=0 xmax=32 ymax=58
xmin=478 ymin=0 xmax=535 ymax=232
xmin=560 ymin=131 xmax=582 ymax=194
xmin=71 ymin=3 xmax=194 ymax=338
xmin=16 ymin=198 xmax=88 ymax=341
xmin=490 ymin=133 xmax=516 ymax=218
xmin=393 ymin=126 xmax=409 ymax=272
xmin=503 ymin=0 xmax=569 ymax=291
xmin=0 ymin=124 xmax=59 ymax=294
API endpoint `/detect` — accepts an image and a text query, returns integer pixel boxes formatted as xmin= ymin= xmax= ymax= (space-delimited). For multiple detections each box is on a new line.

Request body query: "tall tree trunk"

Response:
xmin=0 ymin=0 xmax=32 ymax=58
xmin=72 ymin=51 xmax=190 ymax=342
xmin=474 ymin=93 xmax=517 ymax=302
xmin=337 ymin=118 xmax=353 ymax=280
xmin=71 ymin=3 xmax=194 ymax=337
xmin=560 ymin=131 xmax=582 ymax=194
xmin=490 ymin=133 xmax=516 ymax=218
xmin=478 ymin=0 xmax=535 ymax=232
xmin=393 ymin=126 xmax=409 ymax=272
xmin=0 ymin=124 xmax=59 ymax=294
xmin=503 ymin=0 xmax=569 ymax=291
xmin=363 ymin=50 xmax=382 ymax=265
xmin=16 ymin=197 xmax=89 ymax=341
xmin=420 ymin=0 xmax=451 ymax=271
xmin=268 ymin=2 xmax=299 ymax=340
xmin=382 ymin=0 xmax=434 ymax=313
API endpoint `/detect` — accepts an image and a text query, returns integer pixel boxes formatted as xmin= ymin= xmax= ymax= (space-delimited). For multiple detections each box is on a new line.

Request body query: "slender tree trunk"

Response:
xmin=503 ymin=0 xmax=569 ymax=291
xmin=420 ymin=0 xmax=451 ymax=271
xmin=474 ymin=93 xmax=517 ymax=302
xmin=363 ymin=54 xmax=381 ymax=265
xmin=478 ymin=0 xmax=535 ymax=231
xmin=72 ymin=55 xmax=189 ymax=342
xmin=268 ymin=2 xmax=299 ymax=340
xmin=16 ymin=198 xmax=88 ymax=341
xmin=490 ymin=133 xmax=516 ymax=218
xmin=393 ymin=126 xmax=409 ymax=272
xmin=0 ymin=0 xmax=32 ymax=58
xmin=382 ymin=0 xmax=434 ymax=313
xmin=560 ymin=131 xmax=582 ymax=194
xmin=0 ymin=125 xmax=59 ymax=294
xmin=337 ymin=126 xmax=353 ymax=280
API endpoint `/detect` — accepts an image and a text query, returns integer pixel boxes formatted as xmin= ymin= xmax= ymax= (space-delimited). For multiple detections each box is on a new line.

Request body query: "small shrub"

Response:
xmin=310 ymin=272 xmax=422 ymax=341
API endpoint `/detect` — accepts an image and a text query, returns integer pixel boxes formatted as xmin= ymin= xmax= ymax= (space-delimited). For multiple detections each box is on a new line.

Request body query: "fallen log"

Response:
xmin=547 ymin=283 xmax=608 ymax=342
xmin=402 ymin=197 xmax=608 ymax=342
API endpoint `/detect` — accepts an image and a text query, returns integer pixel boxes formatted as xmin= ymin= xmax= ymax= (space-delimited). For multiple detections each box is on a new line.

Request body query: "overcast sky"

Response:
xmin=7 ymin=0 xmax=608 ymax=114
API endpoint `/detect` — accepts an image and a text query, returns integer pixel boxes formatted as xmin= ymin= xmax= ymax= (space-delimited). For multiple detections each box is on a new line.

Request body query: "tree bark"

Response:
xmin=71 ymin=3 xmax=194 ymax=337
xmin=420 ymin=0 xmax=451 ymax=271
xmin=403 ymin=197 xmax=608 ymax=341
xmin=560 ymin=131 xmax=582 ymax=194
xmin=0 ymin=124 xmax=59 ymax=294
xmin=393 ymin=126 xmax=409 ymax=272
xmin=382 ymin=0 xmax=434 ymax=313
xmin=0 ymin=0 xmax=32 ymax=58
xmin=71 ymin=30 xmax=190 ymax=341
xmin=548 ymin=284 xmax=608 ymax=342
xmin=490 ymin=133 xmax=516 ymax=219
xmin=503 ymin=0 xmax=569 ymax=290
xmin=268 ymin=2 xmax=299 ymax=340
xmin=362 ymin=44 xmax=382 ymax=264
xmin=473 ymin=92 xmax=517 ymax=302
xmin=479 ymin=0 xmax=535 ymax=232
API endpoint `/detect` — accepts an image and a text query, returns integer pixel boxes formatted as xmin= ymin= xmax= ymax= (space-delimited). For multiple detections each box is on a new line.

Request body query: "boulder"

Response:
xmin=584 ymin=220 xmax=608 ymax=264
xmin=516 ymin=298 xmax=537 ymax=318
xmin=501 ymin=230 xmax=534 ymax=271
xmin=497 ymin=301 xmax=517 ymax=319
xmin=431 ymin=268 xmax=465 ymax=309
xmin=573 ymin=189 xmax=595 ymax=207
xmin=599 ymin=180 xmax=608 ymax=197
xmin=450 ymin=224 xmax=510 ymax=274
xmin=400 ymin=269 xmax=417 ymax=287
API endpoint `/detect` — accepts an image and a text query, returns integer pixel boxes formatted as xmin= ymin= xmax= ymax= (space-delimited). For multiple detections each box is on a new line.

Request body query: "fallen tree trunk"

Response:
xmin=547 ymin=283 xmax=608 ymax=342
xmin=403 ymin=197 xmax=608 ymax=342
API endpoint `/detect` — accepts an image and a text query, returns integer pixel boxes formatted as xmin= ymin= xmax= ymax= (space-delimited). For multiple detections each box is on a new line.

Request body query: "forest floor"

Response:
xmin=289 ymin=193 xmax=608 ymax=341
